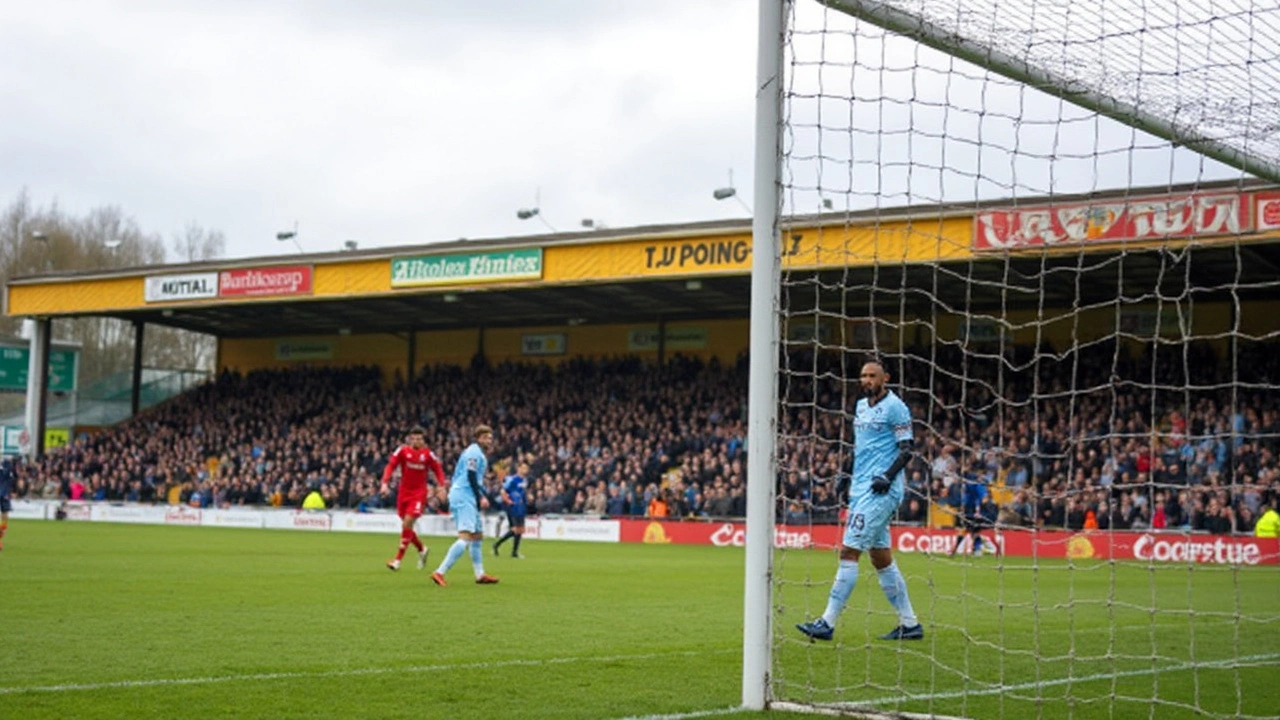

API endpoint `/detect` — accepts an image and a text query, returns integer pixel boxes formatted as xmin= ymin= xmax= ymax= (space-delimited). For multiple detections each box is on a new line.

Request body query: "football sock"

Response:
xmin=820 ymin=559 xmax=859 ymax=626
xmin=395 ymin=529 xmax=410 ymax=560
xmin=973 ymin=535 xmax=983 ymax=554
xmin=468 ymin=540 xmax=485 ymax=577
xmin=877 ymin=561 xmax=918 ymax=627
xmin=437 ymin=539 xmax=468 ymax=574
xmin=512 ymin=534 xmax=522 ymax=556
xmin=409 ymin=530 xmax=423 ymax=552
xmin=495 ymin=531 xmax=513 ymax=549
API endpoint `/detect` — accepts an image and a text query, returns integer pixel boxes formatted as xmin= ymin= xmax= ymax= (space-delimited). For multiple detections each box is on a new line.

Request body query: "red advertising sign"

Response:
xmin=219 ymin=265 xmax=313 ymax=298
xmin=973 ymin=190 xmax=1253 ymax=250
xmin=616 ymin=520 xmax=1280 ymax=566
xmin=164 ymin=507 xmax=202 ymax=526
xmin=1256 ymin=190 xmax=1280 ymax=231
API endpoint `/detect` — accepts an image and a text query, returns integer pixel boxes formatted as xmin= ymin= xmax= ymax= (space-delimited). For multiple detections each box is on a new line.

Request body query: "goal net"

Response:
xmin=745 ymin=1 xmax=1280 ymax=718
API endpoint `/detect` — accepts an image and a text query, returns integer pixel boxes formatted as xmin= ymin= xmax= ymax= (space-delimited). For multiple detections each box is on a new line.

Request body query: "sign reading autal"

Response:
xmin=144 ymin=272 xmax=219 ymax=303
xmin=391 ymin=249 xmax=543 ymax=287
xmin=973 ymin=190 xmax=1255 ymax=250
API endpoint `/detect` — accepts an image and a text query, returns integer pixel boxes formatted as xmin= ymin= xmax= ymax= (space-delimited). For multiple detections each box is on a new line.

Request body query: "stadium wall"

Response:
xmin=11 ymin=500 xmax=1276 ymax=566
xmin=214 ymin=299 xmax=1255 ymax=380
xmin=217 ymin=319 xmax=751 ymax=378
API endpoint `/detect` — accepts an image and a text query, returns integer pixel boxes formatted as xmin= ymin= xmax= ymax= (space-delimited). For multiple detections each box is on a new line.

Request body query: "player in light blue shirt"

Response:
xmin=798 ymin=359 xmax=923 ymax=641
xmin=431 ymin=424 xmax=499 ymax=586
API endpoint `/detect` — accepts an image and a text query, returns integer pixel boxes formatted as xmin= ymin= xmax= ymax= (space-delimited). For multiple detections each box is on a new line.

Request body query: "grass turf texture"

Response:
xmin=0 ymin=520 xmax=1274 ymax=719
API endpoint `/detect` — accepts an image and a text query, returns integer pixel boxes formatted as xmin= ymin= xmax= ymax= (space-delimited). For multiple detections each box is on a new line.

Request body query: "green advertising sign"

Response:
xmin=0 ymin=345 xmax=79 ymax=393
xmin=391 ymin=248 xmax=543 ymax=288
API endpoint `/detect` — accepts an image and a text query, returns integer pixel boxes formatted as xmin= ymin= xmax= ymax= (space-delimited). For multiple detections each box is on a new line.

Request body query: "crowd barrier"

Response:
xmin=10 ymin=499 xmax=1278 ymax=566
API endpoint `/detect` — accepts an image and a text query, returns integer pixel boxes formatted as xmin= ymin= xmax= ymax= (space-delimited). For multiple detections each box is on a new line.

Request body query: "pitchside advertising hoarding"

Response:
xmin=973 ymin=188 xmax=1280 ymax=250
xmin=610 ymin=521 xmax=1277 ymax=566
xmin=14 ymin=503 xmax=1276 ymax=566
xmin=144 ymin=266 xmax=313 ymax=303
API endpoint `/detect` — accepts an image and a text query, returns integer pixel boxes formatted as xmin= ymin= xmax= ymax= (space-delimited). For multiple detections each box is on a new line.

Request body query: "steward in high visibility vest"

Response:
xmin=1255 ymin=505 xmax=1280 ymax=539
xmin=302 ymin=489 xmax=326 ymax=510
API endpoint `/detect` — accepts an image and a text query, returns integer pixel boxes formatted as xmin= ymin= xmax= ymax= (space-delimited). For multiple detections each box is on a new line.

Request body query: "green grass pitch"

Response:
xmin=1 ymin=521 xmax=1276 ymax=719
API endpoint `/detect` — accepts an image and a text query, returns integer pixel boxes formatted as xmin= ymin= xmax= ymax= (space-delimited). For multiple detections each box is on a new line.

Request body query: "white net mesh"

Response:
xmin=769 ymin=1 xmax=1280 ymax=718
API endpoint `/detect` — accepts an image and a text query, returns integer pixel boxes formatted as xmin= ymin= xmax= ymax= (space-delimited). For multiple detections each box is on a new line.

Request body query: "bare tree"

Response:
xmin=148 ymin=221 xmax=226 ymax=371
xmin=1 ymin=192 xmax=224 ymax=391
xmin=170 ymin=221 xmax=226 ymax=263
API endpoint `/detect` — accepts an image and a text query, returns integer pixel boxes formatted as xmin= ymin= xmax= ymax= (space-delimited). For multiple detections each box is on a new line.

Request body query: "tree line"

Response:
xmin=1 ymin=189 xmax=223 ymax=400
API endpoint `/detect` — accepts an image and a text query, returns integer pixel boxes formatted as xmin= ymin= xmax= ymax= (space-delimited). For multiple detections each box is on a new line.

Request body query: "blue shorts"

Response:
xmin=450 ymin=499 xmax=483 ymax=534
xmin=505 ymin=509 xmax=526 ymax=528
xmin=842 ymin=491 xmax=900 ymax=551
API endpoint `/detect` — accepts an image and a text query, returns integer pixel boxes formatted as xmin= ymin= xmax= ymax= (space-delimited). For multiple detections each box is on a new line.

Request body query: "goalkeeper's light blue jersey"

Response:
xmin=851 ymin=390 xmax=914 ymax=498
xmin=449 ymin=442 xmax=488 ymax=504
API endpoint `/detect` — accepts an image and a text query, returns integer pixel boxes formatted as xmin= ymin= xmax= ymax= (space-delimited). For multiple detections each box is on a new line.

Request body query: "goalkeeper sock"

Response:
xmin=877 ymin=561 xmax=918 ymax=627
xmin=468 ymin=540 xmax=485 ymax=577
xmin=437 ymin=539 xmax=468 ymax=574
xmin=821 ymin=559 xmax=859 ymax=626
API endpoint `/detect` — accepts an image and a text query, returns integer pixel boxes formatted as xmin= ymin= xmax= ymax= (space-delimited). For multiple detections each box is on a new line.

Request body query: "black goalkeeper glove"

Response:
xmin=870 ymin=474 xmax=892 ymax=495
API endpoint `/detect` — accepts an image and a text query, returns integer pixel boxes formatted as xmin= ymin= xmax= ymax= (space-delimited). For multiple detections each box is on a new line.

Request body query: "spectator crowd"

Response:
xmin=8 ymin=337 xmax=1279 ymax=537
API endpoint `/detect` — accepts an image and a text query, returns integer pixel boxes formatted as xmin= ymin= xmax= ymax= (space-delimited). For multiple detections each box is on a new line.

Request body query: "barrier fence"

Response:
xmin=10 ymin=499 xmax=1277 ymax=566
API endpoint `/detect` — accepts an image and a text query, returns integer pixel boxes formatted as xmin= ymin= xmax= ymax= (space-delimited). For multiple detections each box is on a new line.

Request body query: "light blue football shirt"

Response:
xmin=449 ymin=442 xmax=488 ymax=505
xmin=850 ymin=390 xmax=914 ymax=498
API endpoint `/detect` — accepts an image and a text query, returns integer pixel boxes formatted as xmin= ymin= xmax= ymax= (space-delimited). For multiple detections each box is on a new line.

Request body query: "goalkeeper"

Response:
xmin=798 ymin=359 xmax=923 ymax=642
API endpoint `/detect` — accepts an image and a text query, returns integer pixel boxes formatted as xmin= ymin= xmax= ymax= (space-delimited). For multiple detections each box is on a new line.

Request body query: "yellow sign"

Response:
xmin=542 ymin=234 xmax=753 ymax=282
xmin=642 ymin=522 xmax=672 ymax=544
xmin=44 ymin=427 xmax=70 ymax=450
xmin=1067 ymin=534 xmax=1096 ymax=560
xmin=8 ymin=218 xmax=978 ymax=316
xmin=541 ymin=219 xmax=976 ymax=283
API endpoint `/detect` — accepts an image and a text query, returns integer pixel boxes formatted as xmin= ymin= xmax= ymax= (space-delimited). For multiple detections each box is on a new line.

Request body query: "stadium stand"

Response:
xmin=9 ymin=340 xmax=1278 ymax=537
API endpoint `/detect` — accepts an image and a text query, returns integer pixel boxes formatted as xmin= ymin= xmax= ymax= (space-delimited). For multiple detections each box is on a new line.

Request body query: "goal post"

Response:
xmin=744 ymin=0 xmax=1280 ymax=716
xmin=741 ymin=0 xmax=786 ymax=711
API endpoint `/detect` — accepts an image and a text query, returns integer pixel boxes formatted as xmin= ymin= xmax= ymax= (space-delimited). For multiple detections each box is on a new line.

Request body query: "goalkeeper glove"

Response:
xmin=870 ymin=474 xmax=892 ymax=495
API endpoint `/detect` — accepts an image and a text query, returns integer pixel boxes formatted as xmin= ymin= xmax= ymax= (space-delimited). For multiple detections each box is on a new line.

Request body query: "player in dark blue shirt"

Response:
xmin=0 ymin=458 xmax=15 ymax=551
xmin=950 ymin=465 xmax=998 ymax=557
xmin=493 ymin=461 xmax=529 ymax=558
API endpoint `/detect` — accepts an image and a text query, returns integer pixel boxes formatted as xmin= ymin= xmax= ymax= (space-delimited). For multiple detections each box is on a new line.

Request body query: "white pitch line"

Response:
xmin=854 ymin=652 xmax=1280 ymax=708
xmin=613 ymin=708 xmax=745 ymax=720
xmin=0 ymin=648 xmax=735 ymax=696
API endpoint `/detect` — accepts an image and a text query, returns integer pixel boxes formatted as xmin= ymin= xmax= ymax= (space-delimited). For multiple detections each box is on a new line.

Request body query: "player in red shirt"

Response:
xmin=382 ymin=426 xmax=445 ymax=571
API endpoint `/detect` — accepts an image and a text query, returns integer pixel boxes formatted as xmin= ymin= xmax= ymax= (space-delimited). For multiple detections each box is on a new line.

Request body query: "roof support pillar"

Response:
xmin=131 ymin=320 xmax=145 ymax=417
xmin=23 ymin=317 xmax=51 ymax=461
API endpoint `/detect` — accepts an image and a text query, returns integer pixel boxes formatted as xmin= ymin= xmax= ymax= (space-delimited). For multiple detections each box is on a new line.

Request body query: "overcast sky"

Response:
xmin=0 ymin=1 xmax=1248 ymax=262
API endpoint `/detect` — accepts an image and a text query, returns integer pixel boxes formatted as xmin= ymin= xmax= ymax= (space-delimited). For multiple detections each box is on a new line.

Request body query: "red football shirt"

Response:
xmin=382 ymin=445 xmax=444 ymax=498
